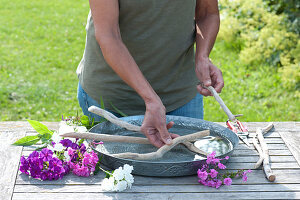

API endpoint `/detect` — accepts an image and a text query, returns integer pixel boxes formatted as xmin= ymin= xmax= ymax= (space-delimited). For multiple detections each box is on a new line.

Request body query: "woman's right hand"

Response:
xmin=141 ymin=100 xmax=179 ymax=148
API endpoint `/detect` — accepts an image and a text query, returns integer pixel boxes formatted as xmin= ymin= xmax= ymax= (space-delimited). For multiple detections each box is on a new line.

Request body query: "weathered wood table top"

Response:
xmin=1 ymin=121 xmax=299 ymax=200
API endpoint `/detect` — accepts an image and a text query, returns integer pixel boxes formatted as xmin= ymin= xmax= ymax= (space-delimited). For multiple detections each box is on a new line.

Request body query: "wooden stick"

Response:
xmin=88 ymin=106 xmax=209 ymax=155
xmin=60 ymin=132 xmax=150 ymax=144
xmin=253 ymin=136 xmax=264 ymax=169
xmin=61 ymin=131 xmax=208 ymax=156
xmin=261 ymin=123 xmax=274 ymax=135
xmin=201 ymin=85 xmax=236 ymax=122
xmin=111 ymin=130 xmax=209 ymax=160
xmin=256 ymin=128 xmax=276 ymax=182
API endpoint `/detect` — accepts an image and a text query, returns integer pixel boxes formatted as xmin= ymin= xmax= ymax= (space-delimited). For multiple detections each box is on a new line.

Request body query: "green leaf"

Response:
xmin=100 ymin=96 xmax=105 ymax=109
xmin=12 ymin=135 xmax=40 ymax=146
xmin=80 ymin=115 xmax=90 ymax=127
xmin=109 ymin=101 xmax=128 ymax=117
xmin=27 ymin=120 xmax=53 ymax=136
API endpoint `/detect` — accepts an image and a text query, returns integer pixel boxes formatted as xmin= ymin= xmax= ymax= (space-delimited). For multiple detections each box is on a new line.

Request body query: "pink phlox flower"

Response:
xmin=218 ymin=162 xmax=226 ymax=170
xmin=71 ymin=164 xmax=90 ymax=177
xmin=206 ymin=151 xmax=216 ymax=164
xmin=223 ymin=177 xmax=232 ymax=186
xmin=224 ymin=156 xmax=229 ymax=160
xmin=242 ymin=175 xmax=248 ymax=182
xmin=207 ymin=180 xmax=216 ymax=187
xmin=209 ymin=169 xmax=218 ymax=178
xmin=215 ymin=179 xmax=222 ymax=189
xmin=197 ymin=169 xmax=208 ymax=180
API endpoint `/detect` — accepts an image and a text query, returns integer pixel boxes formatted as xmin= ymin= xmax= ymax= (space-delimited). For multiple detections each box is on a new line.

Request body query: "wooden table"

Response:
xmin=1 ymin=122 xmax=300 ymax=200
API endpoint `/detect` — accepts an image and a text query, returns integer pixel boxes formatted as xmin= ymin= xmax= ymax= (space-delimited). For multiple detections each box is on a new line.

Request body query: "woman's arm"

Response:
xmin=195 ymin=0 xmax=224 ymax=96
xmin=89 ymin=0 xmax=174 ymax=147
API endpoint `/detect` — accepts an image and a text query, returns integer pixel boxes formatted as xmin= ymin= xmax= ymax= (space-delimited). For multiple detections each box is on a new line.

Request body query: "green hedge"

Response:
xmin=219 ymin=0 xmax=299 ymax=91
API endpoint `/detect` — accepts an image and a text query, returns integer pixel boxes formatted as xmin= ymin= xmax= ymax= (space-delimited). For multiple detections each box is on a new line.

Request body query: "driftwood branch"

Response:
xmin=60 ymin=132 xmax=150 ymax=144
xmin=252 ymin=123 xmax=275 ymax=182
xmin=200 ymin=85 xmax=236 ymax=122
xmin=88 ymin=106 xmax=209 ymax=156
xmin=253 ymin=137 xmax=264 ymax=169
xmin=111 ymin=130 xmax=209 ymax=160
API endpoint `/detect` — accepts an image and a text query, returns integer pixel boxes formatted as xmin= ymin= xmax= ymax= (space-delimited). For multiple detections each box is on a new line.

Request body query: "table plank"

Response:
xmin=280 ymin=131 xmax=300 ymax=166
xmin=0 ymin=130 xmax=25 ymax=200
xmin=15 ymin=169 xmax=300 ymax=185
xmin=13 ymin=183 xmax=300 ymax=193
xmin=11 ymin=191 xmax=300 ymax=200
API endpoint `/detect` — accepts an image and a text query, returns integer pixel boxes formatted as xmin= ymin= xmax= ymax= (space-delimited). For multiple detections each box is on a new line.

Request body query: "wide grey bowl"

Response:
xmin=89 ymin=115 xmax=239 ymax=177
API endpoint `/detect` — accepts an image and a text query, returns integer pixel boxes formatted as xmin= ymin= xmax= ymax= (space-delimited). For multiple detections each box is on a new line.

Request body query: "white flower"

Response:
xmin=102 ymin=177 xmax=115 ymax=191
xmin=101 ymin=164 xmax=134 ymax=192
xmin=58 ymin=121 xmax=74 ymax=135
xmin=51 ymin=132 xmax=62 ymax=144
xmin=76 ymin=126 xmax=87 ymax=133
xmin=114 ymin=180 xmax=127 ymax=192
xmin=124 ymin=173 xmax=134 ymax=187
xmin=123 ymin=164 xmax=133 ymax=174
xmin=64 ymin=150 xmax=70 ymax=161
xmin=113 ymin=167 xmax=125 ymax=181
xmin=83 ymin=140 xmax=89 ymax=148
xmin=53 ymin=143 xmax=64 ymax=152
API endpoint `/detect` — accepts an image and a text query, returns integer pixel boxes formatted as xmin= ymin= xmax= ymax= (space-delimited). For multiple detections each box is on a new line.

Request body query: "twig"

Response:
xmin=88 ymin=106 xmax=209 ymax=156
xmin=200 ymin=85 xmax=236 ymax=122
xmin=111 ymin=130 xmax=209 ymax=160
xmin=253 ymin=137 xmax=264 ymax=169
xmin=256 ymin=126 xmax=276 ymax=182
xmin=60 ymin=132 xmax=150 ymax=144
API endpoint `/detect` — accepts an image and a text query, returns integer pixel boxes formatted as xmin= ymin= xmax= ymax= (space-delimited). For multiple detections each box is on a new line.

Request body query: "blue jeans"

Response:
xmin=77 ymin=82 xmax=204 ymax=121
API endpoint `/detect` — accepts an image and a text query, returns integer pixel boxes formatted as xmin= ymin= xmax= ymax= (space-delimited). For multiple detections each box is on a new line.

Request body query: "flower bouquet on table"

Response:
xmin=13 ymin=115 xmax=251 ymax=191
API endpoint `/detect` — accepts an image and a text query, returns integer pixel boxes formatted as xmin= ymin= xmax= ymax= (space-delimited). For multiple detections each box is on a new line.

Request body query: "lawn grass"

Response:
xmin=0 ymin=0 xmax=299 ymax=122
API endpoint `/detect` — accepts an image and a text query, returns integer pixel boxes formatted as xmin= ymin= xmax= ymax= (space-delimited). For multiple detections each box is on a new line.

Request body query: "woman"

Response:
xmin=77 ymin=0 xmax=224 ymax=148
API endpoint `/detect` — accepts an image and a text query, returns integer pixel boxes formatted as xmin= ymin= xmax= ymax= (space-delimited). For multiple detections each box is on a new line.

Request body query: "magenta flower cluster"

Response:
xmin=197 ymin=151 xmax=252 ymax=188
xmin=19 ymin=138 xmax=99 ymax=180
xmin=19 ymin=149 xmax=69 ymax=180
xmin=67 ymin=145 xmax=99 ymax=177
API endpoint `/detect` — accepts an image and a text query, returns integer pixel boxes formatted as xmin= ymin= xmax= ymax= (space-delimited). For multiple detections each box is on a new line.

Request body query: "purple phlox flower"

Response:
xmin=19 ymin=156 xmax=29 ymax=175
xmin=80 ymin=143 xmax=86 ymax=153
xmin=60 ymin=139 xmax=73 ymax=148
xmin=40 ymin=148 xmax=53 ymax=161
xmin=71 ymin=142 xmax=79 ymax=150
xmin=30 ymin=166 xmax=41 ymax=178
xmin=197 ymin=169 xmax=208 ymax=180
xmin=223 ymin=177 xmax=232 ymax=186
xmin=209 ymin=169 xmax=218 ymax=178
xmin=247 ymin=169 xmax=252 ymax=173
xmin=28 ymin=151 xmax=39 ymax=159
xmin=218 ymin=162 xmax=226 ymax=170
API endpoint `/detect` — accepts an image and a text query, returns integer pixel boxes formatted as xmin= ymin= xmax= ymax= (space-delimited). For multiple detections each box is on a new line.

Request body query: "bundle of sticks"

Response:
xmin=252 ymin=123 xmax=276 ymax=182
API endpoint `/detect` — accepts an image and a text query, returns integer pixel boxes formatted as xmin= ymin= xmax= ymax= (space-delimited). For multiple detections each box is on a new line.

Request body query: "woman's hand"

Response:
xmin=195 ymin=57 xmax=224 ymax=96
xmin=141 ymin=100 xmax=179 ymax=148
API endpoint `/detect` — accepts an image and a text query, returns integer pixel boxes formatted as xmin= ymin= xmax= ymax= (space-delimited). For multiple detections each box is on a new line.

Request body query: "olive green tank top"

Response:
xmin=77 ymin=0 xmax=198 ymax=115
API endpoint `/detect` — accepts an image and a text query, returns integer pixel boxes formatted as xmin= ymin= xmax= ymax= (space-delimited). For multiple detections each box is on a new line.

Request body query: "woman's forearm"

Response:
xmin=96 ymin=35 xmax=162 ymax=106
xmin=195 ymin=0 xmax=220 ymax=61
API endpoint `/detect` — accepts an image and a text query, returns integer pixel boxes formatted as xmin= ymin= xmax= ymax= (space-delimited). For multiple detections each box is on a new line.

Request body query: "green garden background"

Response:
xmin=0 ymin=0 xmax=299 ymax=122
